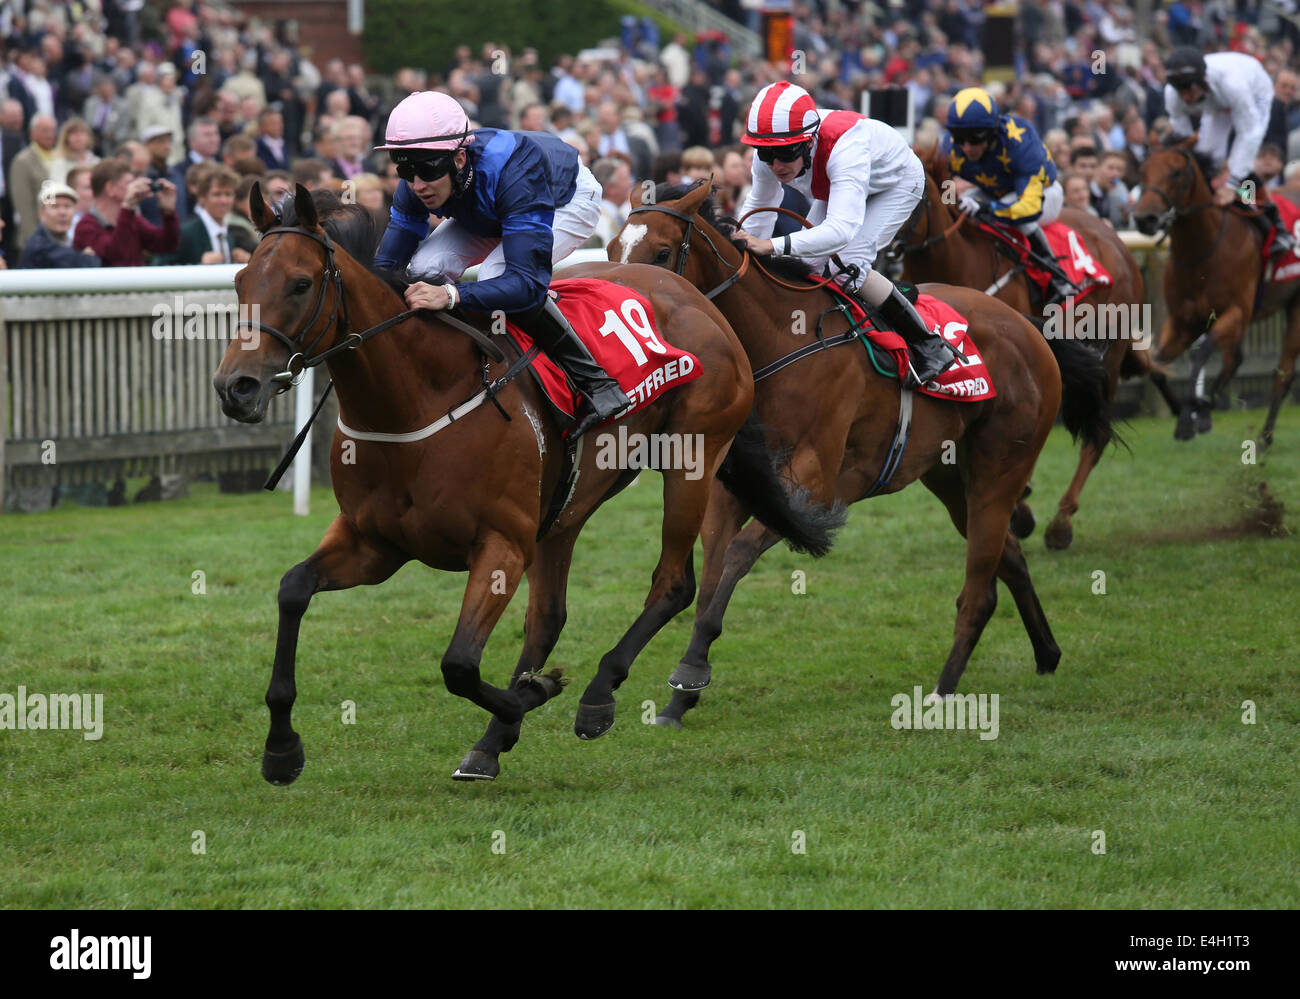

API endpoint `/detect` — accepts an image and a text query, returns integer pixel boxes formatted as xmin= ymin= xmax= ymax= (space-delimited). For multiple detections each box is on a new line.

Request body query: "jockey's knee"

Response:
xmin=856 ymin=268 xmax=896 ymax=306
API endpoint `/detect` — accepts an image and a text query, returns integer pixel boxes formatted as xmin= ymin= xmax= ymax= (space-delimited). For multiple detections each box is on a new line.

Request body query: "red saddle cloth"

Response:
xmin=835 ymin=287 xmax=997 ymax=402
xmin=1264 ymin=194 xmax=1300 ymax=283
xmin=978 ymin=220 xmax=1113 ymax=301
xmin=506 ymin=278 xmax=703 ymax=425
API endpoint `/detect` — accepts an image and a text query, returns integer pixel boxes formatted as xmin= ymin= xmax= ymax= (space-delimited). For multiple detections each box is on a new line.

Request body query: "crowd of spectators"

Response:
xmin=3 ymin=0 xmax=1300 ymax=272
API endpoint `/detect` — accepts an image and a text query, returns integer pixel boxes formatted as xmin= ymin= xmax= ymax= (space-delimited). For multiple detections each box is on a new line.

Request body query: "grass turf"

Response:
xmin=0 ymin=408 xmax=1296 ymax=908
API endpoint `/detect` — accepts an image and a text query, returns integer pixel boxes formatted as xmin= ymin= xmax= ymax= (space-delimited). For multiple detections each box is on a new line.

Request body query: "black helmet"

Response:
xmin=1165 ymin=47 xmax=1207 ymax=89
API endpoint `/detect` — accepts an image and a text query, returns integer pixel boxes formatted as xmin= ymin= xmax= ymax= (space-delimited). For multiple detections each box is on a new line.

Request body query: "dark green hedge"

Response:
xmin=363 ymin=0 xmax=682 ymax=77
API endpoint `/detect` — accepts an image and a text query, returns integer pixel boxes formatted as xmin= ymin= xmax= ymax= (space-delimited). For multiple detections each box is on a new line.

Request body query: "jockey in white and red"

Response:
xmin=734 ymin=80 xmax=957 ymax=384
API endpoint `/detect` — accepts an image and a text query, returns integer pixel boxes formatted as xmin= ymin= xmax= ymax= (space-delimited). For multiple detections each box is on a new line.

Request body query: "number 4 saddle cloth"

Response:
xmin=977 ymin=219 xmax=1113 ymax=301
xmin=505 ymin=277 xmax=702 ymax=427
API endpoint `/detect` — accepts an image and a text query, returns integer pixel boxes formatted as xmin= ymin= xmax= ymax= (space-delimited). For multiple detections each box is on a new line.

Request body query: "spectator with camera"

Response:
xmin=138 ymin=125 xmax=189 ymax=224
xmin=73 ymin=159 xmax=179 ymax=266
xmin=18 ymin=181 xmax=102 ymax=268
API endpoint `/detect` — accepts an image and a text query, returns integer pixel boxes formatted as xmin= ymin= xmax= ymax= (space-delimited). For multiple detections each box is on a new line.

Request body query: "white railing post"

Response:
xmin=293 ymin=366 xmax=314 ymax=516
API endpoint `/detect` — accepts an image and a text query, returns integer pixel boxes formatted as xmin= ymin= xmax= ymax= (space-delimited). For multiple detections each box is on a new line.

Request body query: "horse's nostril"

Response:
xmin=232 ymin=376 xmax=261 ymax=402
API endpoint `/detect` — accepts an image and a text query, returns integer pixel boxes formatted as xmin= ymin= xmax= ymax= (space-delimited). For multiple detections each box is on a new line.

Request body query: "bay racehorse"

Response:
xmin=897 ymin=144 xmax=1163 ymax=549
xmin=212 ymin=184 xmax=828 ymax=782
xmin=610 ymin=180 xmax=1114 ymax=727
xmin=1133 ymin=136 xmax=1300 ymax=450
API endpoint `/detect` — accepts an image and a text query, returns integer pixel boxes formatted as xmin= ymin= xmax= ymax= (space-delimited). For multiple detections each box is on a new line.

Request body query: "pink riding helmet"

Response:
xmin=373 ymin=91 xmax=475 ymax=156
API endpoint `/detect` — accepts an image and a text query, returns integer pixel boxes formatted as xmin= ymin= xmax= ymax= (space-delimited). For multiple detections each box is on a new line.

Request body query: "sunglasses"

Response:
xmin=952 ymin=130 xmax=993 ymax=145
xmin=394 ymin=156 xmax=455 ymax=183
xmin=757 ymin=144 xmax=808 ymax=164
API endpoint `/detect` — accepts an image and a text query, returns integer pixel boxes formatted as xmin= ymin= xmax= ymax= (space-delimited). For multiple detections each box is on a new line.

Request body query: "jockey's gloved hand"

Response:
xmin=959 ymin=192 xmax=987 ymax=216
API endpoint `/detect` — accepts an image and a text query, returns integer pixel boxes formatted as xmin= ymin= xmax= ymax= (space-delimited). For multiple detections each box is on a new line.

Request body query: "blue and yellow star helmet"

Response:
xmin=946 ymin=88 xmax=1000 ymax=139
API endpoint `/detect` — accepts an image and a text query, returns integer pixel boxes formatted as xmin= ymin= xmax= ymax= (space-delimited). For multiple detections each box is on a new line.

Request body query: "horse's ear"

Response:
xmin=1181 ymin=133 xmax=1198 ymax=150
xmin=249 ymin=181 xmax=276 ymax=230
xmin=677 ymin=177 xmax=713 ymax=216
xmin=295 ymin=183 xmax=319 ymax=230
xmin=630 ymin=180 xmax=645 ymax=210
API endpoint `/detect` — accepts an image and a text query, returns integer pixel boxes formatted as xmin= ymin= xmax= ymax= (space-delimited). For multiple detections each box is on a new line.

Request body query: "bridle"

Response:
xmin=625 ymin=203 xmax=750 ymax=299
xmin=626 ymin=201 xmax=849 ymax=297
xmin=236 ymin=224 xmax=503 ymax=390
xmin=1139 ymin=147 xmax=1212 ymax=234
xmin=236 ymin=226 xmax=357 ymax=389
xmin=884 ymin=178 xmax=971 ymax=263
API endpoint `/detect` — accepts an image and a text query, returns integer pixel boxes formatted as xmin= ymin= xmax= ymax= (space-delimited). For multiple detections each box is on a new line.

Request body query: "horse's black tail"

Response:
xmin=715 ymin=411 xmax=847 ymax=558
xmin=1042 ymin=333 xmax=1122 ymax=453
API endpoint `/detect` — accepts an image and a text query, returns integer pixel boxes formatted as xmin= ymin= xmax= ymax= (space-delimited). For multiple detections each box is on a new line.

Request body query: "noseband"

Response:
xmin=1139 ymin=148 xmax=1210 ymax=232
xmin=625 ymin=204 xmax=749 ymax=299
xmin=237 ymin=226 xmax=355 ymax=388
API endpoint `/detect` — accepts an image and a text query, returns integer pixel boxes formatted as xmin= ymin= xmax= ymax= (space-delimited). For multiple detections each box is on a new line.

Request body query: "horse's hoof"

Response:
xmin=261 ymin=736 xmax=305 ymax=786
xmin=1010 ymin=505 xmax=1036 ymax=540
xmin=1044 ymin=518 xmax=1073 ymax=551
xmin=451 ymin=750 xmax=499 ymax=781
xmin=574 ymin=702 xmax=616 ymax=740
xmin=1196 ymin=410 xmax=1213 ymax=434
xmin=1036 ymin=647 xmax=1062 ymax=675
xmin=1174 ymin=417 xmax=1196 ymax=441
xmin=653 ymin=715 xmax=683 ymax=730
xmin=668 ymin=660 xmax=711 ymax=691
xmin=516 ymin=667 xmax=569 ymax=705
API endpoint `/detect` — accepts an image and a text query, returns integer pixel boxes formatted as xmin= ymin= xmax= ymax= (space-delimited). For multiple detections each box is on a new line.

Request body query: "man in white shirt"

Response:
xmin=591 ymin=157 xmax=632 ymax=246
xmin=733 ymin=81 xmax=956 ymax=384
xmin=1164 ymin=46 xmax=1294 ymax=256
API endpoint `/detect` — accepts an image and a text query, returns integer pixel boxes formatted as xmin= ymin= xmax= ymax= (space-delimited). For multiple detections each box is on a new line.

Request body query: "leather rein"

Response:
xmin=236 ymin=225 xmax=504 ymax=390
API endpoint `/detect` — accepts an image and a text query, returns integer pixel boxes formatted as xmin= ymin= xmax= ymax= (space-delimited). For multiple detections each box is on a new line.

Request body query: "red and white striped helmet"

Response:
xmin=742 ymin=81 xmax=820 ymax=147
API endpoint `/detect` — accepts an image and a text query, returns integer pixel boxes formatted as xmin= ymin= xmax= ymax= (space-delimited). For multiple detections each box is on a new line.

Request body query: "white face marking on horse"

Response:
xmin=619 ymin=224 xmax=648 ymax=264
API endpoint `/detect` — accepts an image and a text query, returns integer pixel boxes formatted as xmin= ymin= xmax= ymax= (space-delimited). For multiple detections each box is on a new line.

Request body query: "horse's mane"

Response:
xmin=263 ymin=189 xmax=411 ymax=299
xmin=654 ymin=181 xmax=816 ymax=283
xmin=1159 ymin=135 xmax=1218 ymax=186
xmin=916 ymin=142 xmax=950 ymax=185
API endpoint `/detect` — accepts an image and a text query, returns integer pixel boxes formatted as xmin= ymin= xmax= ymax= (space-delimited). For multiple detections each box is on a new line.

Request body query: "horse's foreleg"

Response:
xmin=1260 ymin=305 xmax=1300 ymax=451
xmin=455 ymin=529 xmax=580 ymax=781
xmin=263 ymin=515 xmax=405 ymax=785
xmin=1176 ymin=331 xmax=1220 ymax=440
xmin=1201 ymin=343 xmax=1245 ymax=434
xmin=441 ymin=532 xmax=531 ymax=732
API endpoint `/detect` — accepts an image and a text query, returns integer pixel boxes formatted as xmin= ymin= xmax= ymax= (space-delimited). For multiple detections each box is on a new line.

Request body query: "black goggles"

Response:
xmin=951 ymin=129 xmax=994 ymax=145
xmin=1170 ymin=76 xmax=1203 ymax=92
xmin=757 ymin=142 xmax=809 ymax=164
xmin=393 ymin=155 xmax=455 ymax=183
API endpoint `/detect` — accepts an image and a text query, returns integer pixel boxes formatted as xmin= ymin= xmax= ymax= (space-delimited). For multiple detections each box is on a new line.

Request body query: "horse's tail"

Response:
xmin=716 ymin=411 xmax=847 ymax=558
xmin=1042 ymin=333 xmax=1123 ymax=453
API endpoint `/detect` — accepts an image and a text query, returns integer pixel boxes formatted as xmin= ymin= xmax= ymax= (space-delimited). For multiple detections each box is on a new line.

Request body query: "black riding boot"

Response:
xmin=876 ymin=285 xmax=959 ymax=387
xmin=1027 ymin=227 xmax=1076 ymax=304
xmin=1256 ymin=202 xmax=1295 ymax=258
xmin=519 ymin=297 xmax=631 ymax=438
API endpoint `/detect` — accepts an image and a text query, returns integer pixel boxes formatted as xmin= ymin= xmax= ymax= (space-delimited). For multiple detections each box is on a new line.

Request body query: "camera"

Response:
xmin=149 ymin=180 xmax=163 ymax=193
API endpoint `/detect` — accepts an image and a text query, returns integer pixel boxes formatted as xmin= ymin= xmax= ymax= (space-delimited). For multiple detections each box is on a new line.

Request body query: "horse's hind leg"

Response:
xmin=454 ymin=528 xmax=581 ymax=781
xmin=1260 ymin=304 xmax=1300 ymax=451
xmin=921 ymin=460 xmax=1028 ymax=696
xmin=996 ymin=533 xmax=1060 ymax=674
xmin=656 ymin=481 xmax=749 ymax=728
xmin=263 ymin=515 xmax=405 ymax=785
xmin=575 ymin=438 xmax=739 ymax=740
